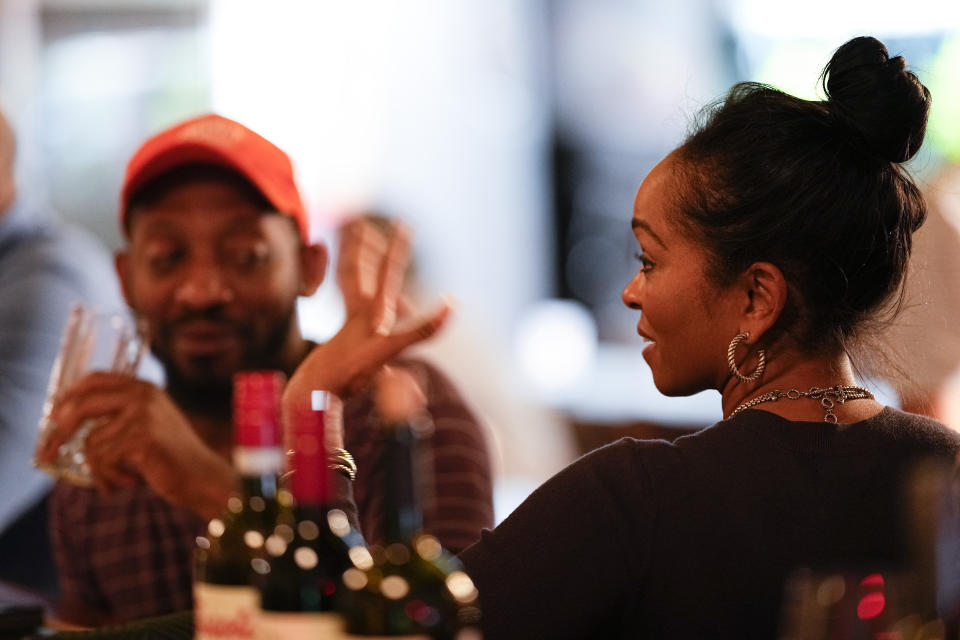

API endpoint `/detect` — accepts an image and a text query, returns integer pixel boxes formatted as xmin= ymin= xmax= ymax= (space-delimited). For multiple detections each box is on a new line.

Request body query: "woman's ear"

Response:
xmin=737 ymin=261 xmax=787 ymax=343
xmin=299 ymin=243 xmax=328 ymax=297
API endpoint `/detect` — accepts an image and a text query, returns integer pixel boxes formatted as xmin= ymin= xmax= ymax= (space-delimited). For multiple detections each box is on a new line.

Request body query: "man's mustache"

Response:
xmin=162 ymin=309 xmax=250 ymax=337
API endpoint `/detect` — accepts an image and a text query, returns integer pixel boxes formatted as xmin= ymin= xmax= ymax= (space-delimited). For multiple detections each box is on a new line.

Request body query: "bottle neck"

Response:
xmin=240 ymin=472 xmax=279 ymax=502
xmin=234 ymin=445 xmax=283 ymax=500
xmin=287 ymin=402 xmax=331 ymax=507
xmin=289 ymin=446 xmax=331 ymax=506
xmin=382 ymin=424 xmax=423 ymax=542
xmin=293 ymin=502 xmax=327 ymax=524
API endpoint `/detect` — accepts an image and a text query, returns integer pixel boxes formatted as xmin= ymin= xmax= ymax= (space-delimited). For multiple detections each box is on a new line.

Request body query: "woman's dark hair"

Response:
xmin=673 ymin=36 xmax=931 ymax=354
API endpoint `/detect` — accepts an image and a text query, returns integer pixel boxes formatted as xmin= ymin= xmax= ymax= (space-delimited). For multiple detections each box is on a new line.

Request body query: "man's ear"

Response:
xmin=114 ymin=251 xmax=135 ymax=308
xmin=299 ymin=243 xmax=327 ymax=297
xmin=737 ymin=261 xmax=787 ymax=344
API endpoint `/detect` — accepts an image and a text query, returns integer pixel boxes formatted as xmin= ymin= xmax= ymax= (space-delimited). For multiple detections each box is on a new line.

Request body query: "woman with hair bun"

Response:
xmin=288 ymin=36 xmax=959 ymax=638
xmin=457 ymin=35 xmax=958 ymax=639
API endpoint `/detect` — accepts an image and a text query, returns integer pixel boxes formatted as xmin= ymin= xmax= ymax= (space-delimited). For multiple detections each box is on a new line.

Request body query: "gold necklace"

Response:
xmin=727 ymin=385 xmax=874 ymax=423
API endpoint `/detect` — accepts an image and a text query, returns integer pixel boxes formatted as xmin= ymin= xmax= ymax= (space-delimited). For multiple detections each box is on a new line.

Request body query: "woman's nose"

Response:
xmin=622 ymin=273 xmax=642 ymax=310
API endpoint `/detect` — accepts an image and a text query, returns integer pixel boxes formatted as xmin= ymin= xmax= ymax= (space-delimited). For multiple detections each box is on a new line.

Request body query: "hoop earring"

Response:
xmin=727 ymin=331 xmax=766 ymax=384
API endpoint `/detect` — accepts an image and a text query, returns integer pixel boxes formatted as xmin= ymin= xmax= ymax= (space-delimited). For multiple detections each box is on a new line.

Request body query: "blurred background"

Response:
xmin=2 ymin=0 xmax=960 ymax=521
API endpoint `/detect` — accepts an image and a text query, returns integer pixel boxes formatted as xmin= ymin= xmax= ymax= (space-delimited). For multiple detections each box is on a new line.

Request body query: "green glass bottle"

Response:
xmin=340 ymin=371 xmax=481 ymax=639
xmin=256 ymin=392 xmax=358 ymax=639
xmin=193 ymin=371 xmax=286 ymax=640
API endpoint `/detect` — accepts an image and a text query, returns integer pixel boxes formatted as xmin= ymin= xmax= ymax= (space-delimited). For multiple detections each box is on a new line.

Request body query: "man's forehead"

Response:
xmin=128 ymin=205 xmax=294 ymax=243
xmin=124 ymin=167 xmax=305 ymax=247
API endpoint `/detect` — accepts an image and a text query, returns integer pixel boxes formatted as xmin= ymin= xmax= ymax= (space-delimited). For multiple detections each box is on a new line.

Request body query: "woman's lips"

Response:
xmin=637 ymin=326 xmax=655 ymax=354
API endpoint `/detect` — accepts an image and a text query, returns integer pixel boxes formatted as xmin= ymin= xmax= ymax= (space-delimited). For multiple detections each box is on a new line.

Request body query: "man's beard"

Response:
xmin=151 ymin=304 xmax=298 ymax=418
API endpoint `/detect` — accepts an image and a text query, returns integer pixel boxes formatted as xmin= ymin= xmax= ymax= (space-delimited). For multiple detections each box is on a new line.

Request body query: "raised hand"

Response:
xmin=285 ymin=222 xmax=450 ymax=435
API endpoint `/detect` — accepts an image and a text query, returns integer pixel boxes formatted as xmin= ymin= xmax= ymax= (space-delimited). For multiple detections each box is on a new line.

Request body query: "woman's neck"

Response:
xmin=720 ymin=351 xmax=884 ymax=423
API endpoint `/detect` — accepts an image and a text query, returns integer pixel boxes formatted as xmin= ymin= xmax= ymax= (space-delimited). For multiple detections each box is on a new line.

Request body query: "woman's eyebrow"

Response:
xmin=631 ymin=218 xmax=667 ymax=249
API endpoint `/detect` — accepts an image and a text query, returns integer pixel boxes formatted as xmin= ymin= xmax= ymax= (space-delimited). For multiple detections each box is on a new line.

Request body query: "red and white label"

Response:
xmin=194 ymin=583 xmax=259 ymax=640
xmin=257 ymin=611 xmax=350 ymax=639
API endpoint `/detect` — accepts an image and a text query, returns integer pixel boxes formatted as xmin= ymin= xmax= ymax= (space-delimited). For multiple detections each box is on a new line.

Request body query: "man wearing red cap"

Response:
xmin=37 ymin=114 xmax=493 ymax=625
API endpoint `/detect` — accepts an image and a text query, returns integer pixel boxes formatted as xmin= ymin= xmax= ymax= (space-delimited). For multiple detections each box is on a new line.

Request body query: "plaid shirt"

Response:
xmin=50 ymin=358 xmax=494 ymax=625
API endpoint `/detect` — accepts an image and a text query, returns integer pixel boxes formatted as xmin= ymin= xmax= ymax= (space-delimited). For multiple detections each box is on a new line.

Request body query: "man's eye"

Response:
xmin=148 ymin=250 xmax=183 ymax=273
xmin=226 ymin=245 xmax=270 ymax=268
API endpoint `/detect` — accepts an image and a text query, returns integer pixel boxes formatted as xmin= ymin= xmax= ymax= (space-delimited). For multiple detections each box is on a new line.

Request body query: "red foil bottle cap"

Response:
xmin=288 ymin=400 xmax=330 ymax=503
xmin=233 ymin=371 xmax=285 ymax=448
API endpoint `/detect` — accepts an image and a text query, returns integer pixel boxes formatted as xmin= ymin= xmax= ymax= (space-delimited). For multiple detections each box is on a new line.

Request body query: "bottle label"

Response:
xmin=345 ymin=636 xmax=430 ymax=639
xmin=233 ymin=446 xmax=285 ymax=476
xmin=194 ymin=583 xmax=260 ymax=640
xmin=257 ymin=611 xmax=349 ymax=639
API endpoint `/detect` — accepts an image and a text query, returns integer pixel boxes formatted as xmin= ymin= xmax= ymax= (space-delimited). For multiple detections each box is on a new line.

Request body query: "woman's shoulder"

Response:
xmin=575 ymin=430 xmax=722 ymax=487
xmin=869 ymin=406 xmax=960 ymax=450
xmin=582 ymin=433 xmax=682 ymax=464
xmin=720 ymin=405 xmax=959 ymax=457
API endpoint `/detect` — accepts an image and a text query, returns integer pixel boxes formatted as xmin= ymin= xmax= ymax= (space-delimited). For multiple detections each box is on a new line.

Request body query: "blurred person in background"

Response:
xmin=35 ymin=113 xmax=492 ymax=625
xmin=334 ymin=215 xmax=498 ymax=546
xmin=877 ymin=162 xmax=960 ymax=422
xmin=0 ymin=107 xmax=122 ymax=598
xmin=288 ymin=37 xmax=960 ymax=638
xmin=337 ymin=213 xmax=577 ymax=506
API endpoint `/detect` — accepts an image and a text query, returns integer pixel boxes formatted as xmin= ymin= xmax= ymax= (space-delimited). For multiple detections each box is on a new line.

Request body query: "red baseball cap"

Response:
xmin=120 ymin=113 xmax=309 ymax=239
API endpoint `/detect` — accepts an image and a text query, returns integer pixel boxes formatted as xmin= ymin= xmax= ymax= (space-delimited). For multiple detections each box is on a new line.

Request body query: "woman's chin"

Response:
xmin=649 ymin=368 xmax=700 ymax=398
xmin=651 ymin=377 xmax=678 ymax=397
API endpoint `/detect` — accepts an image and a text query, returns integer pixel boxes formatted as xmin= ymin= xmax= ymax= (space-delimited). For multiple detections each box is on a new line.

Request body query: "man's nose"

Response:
xmin=174 ymin=262 xmax=235 ymax=308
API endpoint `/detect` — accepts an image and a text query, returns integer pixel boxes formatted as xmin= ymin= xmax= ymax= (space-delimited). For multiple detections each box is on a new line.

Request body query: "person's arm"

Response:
xmin=458 ymin=441 xmax=655 ymax=640
xmin=0 ymin=248 xmax=97 ymax=530
xmin=0 ymin=218 xmax=125 ymax=532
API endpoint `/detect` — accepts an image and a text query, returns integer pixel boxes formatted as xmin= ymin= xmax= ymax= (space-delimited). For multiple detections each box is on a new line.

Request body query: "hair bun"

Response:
xmin=822 ymin=36 xmax=931 ymax=163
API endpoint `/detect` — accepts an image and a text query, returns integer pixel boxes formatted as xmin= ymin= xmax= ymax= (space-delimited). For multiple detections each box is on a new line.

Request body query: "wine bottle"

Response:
xmin=940 ymin=465 xmax=960 ymax=640
xmin=340 ymin=369 xmax=481 ymax=639
xmin=256 ymin=391 xmax=357 ymax=638
xmin=194 ymin=371 xmax=286 ymax=640
xmin=778 ymin=460 xmax=956 ymax=640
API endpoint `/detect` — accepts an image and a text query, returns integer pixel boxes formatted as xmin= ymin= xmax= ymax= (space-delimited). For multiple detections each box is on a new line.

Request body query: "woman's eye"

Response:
xmin=634 ymin=251 xmax=654 ymax=273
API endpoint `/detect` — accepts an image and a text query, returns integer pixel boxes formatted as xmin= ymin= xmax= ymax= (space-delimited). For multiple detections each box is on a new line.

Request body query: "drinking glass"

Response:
xmin=34 ymin=303 xmax=148 ymax=486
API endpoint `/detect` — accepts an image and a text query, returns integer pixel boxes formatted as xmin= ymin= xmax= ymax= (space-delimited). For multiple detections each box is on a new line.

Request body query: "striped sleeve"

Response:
xmin=343 ymin=358 xmax=494 ymax=554
xmin=408 ymin=360 xmax=494 ymax=553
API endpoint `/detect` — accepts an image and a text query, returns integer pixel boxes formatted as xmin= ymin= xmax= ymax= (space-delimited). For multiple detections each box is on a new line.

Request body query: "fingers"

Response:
xmin=389 ymin=300 xmax=452 ymax=349
xmin=83 ymin=402 xmax=139 ymax=453
xmin=337 ymin=219 xmax=389 ymax=317
xmin=53 ymin=372 xmax=141 ymax=416
xmin=36 ymin=374 xmax=146 ymax=463
xmin=360 ymin=301 xmax=452 ymax=377
xmin=372 ymin=223 xmax=412 ymax=334
xmin=36 ymin=414 xmax=94 ymax=464
xmin=89 ymin=458 xmax=140 ymax=495
xmin=84 ymin=406 xmax=145 ymax=494
xmin=337 ymin=218 xmax=415 ymax=333
xmin=397 ymin=294 xmax=416 ymax=319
